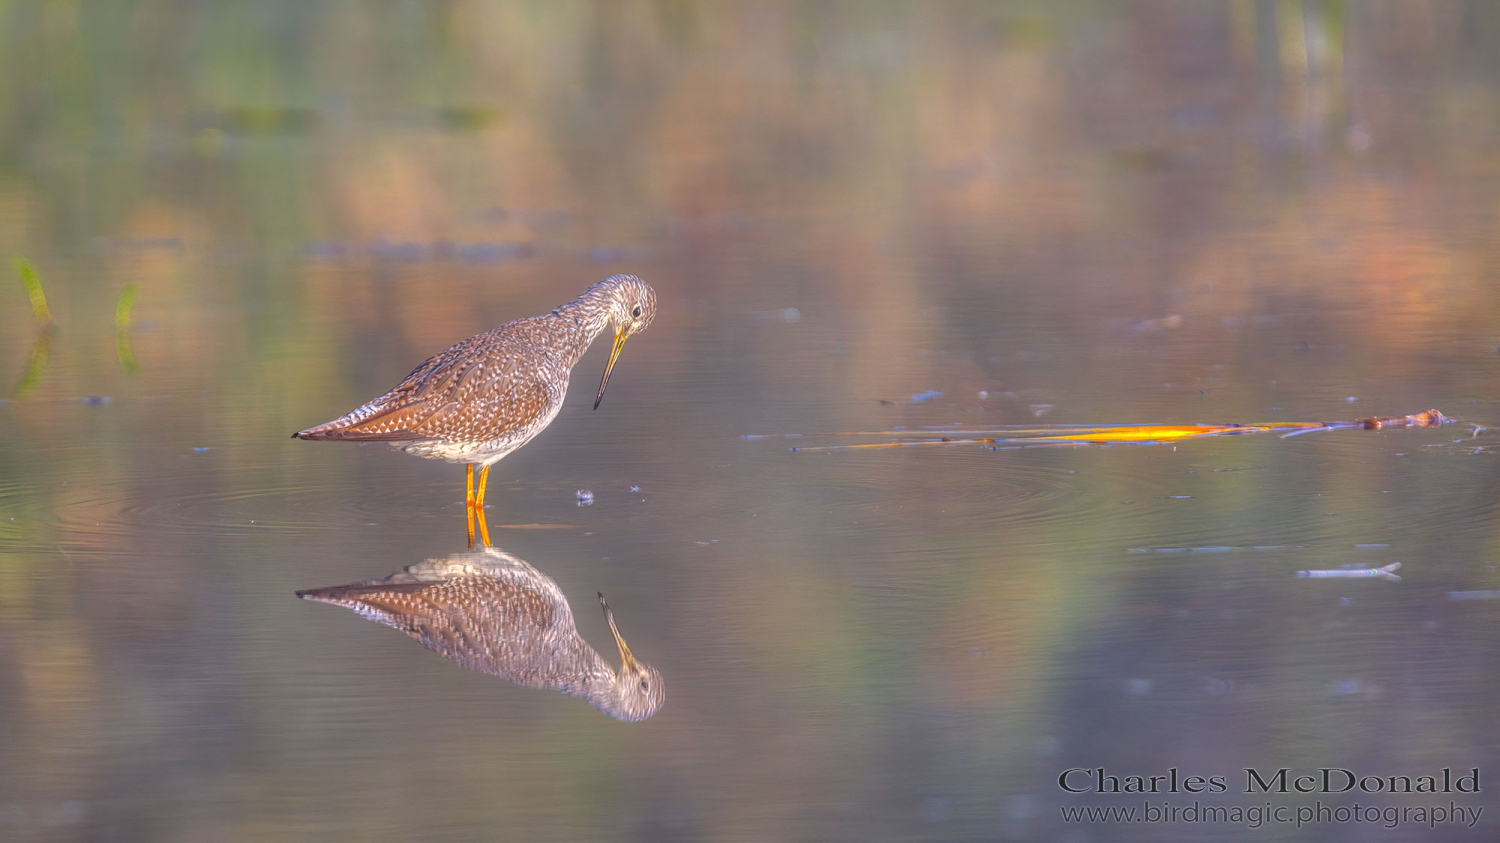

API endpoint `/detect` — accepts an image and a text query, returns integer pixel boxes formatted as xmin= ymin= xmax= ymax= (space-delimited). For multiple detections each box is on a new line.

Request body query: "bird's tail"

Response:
xmin=292 ymin=402 xmax=434 ymax=442
xmin=291 ymin=419 xmax=349 ymax=441
xmin=296 ymin=581 xmax=431 ymax=634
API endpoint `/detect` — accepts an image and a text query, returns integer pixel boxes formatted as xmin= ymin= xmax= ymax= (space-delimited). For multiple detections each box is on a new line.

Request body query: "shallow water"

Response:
xmin=5 ymin=3 xmax=1500 ymax=841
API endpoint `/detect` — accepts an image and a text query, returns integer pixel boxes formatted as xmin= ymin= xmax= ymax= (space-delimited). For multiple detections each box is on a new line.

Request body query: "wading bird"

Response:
xmin=293 ymin=274 xmax=656 ymax=518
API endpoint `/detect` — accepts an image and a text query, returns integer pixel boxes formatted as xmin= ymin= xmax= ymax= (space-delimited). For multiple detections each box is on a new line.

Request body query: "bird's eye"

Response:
xmin=640 ymin=680 xmax=649 ymax=692
xmin=632 ymin=305 xmax=642 ymax=318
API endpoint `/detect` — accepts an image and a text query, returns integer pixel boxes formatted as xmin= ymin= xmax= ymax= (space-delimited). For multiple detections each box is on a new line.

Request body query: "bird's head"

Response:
xmin=597 ymin=592 xmax=665 ymax=721
xmin=594 ymin=275 xmax=656 ymax=409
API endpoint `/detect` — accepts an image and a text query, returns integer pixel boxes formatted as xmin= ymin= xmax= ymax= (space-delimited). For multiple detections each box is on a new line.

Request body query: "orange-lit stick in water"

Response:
xmin=1028 ymin=424 xmax=1298 ymax=443
xmin=785 ymin=410 xmax=1454 ymax=452
xmin=780 ymin=423 xmax=1310 ymax=441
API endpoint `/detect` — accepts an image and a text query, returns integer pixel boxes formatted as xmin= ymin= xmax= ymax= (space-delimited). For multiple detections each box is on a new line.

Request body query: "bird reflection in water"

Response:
xmin=297 ymin=546 xmax=664 ymax=721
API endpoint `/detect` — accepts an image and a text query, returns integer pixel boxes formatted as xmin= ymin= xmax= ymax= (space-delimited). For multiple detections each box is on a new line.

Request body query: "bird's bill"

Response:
xmin=598 ymin=592 xmax=638 ymax=673
xmin=594 ymin=328 xmax=629 ymax=410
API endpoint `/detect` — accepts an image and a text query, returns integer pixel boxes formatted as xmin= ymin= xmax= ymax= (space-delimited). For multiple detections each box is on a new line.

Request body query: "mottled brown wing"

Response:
xmin=305 ymin=327 xmax=562 ymax=444
xmin=299 ymin=576 xmax=561 ymax=680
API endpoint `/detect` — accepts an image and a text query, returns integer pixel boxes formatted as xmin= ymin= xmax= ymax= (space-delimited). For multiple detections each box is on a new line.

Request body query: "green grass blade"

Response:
xmin=13 ymin=256 xmax=53 ymax=325
xmin=115 ymin=284 xmax=139 ymax=330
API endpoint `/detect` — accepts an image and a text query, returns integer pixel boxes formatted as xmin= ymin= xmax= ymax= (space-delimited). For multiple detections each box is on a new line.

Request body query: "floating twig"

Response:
xmin=794 ymin=437 xmax=997 ymax=451
xmin=1357 ymin=409 xmax=1449 ymax=429
xmin=1297 ymin=562 xmax=1402 ymax=582
xmin=1129 ymin=545 xmax=1304 ymax=554
xmin=782 ymin=411 xmax=1456 ymax=452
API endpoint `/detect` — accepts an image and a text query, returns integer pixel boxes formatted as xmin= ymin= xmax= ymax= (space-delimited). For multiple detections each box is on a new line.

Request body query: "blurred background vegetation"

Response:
xmin=3 ymin=2 xmax=1500 ymax=841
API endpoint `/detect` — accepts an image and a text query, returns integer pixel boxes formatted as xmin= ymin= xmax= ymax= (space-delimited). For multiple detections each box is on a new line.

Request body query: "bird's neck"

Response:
xmin=558 ymin=651 xmax=628 ymax=715
xmin=550 ymin=289 xmax=616 ymax=364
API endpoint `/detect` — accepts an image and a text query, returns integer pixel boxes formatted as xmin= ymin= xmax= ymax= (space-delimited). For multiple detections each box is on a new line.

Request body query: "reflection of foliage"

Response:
xmin=115 ymin=331 xmax=139 ymax=376
xmin=116 ymin=284 xmax=140 ymax=374
xmin=12 ymin=256 xmax=53 ymax=396
xmin=114 ymin=283 xmax=140 ymax=372
xmin=12 ymin=327 xmax=51 ymax=399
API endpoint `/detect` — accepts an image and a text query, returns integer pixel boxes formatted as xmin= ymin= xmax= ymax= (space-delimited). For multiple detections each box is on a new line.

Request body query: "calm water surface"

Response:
xmin=4 ymin=3 xmax=1500 ymax=841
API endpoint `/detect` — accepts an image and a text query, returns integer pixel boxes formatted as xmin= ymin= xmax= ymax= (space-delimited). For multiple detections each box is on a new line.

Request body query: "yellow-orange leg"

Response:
xmin=465 ymin=463 xmax=477 ymax=548
xmin=474 ymin=465 xmax=492 ymax=511
xmin=463 ymin=464 xmax=494 ymax=548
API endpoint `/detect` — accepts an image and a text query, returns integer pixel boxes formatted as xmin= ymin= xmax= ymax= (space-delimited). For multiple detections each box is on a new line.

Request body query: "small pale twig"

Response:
xmin=1296 ymin=562 xmax=1401 ymax=582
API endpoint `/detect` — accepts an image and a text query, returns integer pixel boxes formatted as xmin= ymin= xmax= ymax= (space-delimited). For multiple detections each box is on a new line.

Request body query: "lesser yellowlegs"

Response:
xmin=293 ymin=274 xmax=656 ymax=514
xmin=297 ymin=546 xmax=664 ymax=721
